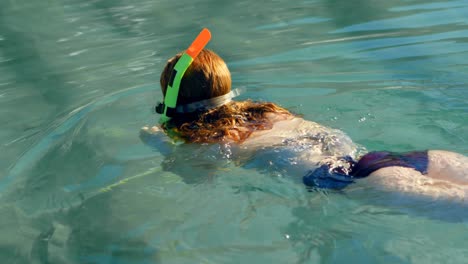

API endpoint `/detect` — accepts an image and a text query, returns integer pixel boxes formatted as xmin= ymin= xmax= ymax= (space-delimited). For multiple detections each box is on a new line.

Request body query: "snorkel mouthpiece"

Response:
xmin=158 ymin=28 xmax=212 ymax=124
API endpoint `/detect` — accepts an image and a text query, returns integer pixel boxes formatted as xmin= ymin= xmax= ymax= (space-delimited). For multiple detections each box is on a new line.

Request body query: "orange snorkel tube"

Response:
xmin=156 ymin=28 xmax=212 ymax=124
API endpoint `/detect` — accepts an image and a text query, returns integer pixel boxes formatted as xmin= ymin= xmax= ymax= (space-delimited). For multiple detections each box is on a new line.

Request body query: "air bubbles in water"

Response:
xmin=219 ymin=143 xmax=233 ymax=159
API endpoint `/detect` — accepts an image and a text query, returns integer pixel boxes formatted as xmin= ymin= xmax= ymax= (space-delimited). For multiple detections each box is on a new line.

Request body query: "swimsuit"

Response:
xmin=351 ymin=150 xmax=429 ymax=178
xmin=303 ymin=151 xmax=429 ymax=190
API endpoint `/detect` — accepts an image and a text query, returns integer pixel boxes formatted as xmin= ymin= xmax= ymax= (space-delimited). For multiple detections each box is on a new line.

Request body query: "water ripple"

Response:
xmin=256 ymin=17 xmax=330 ymax=30
xmin=390 ymin=0 xmax=468 ymax=12
xmin=333 ymin=6 xmax=468 ymax=33
xmin=0 ymin=84 xmax=154 ymax=195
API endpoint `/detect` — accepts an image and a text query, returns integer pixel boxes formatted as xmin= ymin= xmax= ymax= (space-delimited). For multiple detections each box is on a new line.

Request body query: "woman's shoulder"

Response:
xmin=241 ymin=114 xmax=348 ymax=147
xmin=251 ymin=114 xmax=345 ymax=137
xmin=241 ymin=115 xmax=303 ymax=146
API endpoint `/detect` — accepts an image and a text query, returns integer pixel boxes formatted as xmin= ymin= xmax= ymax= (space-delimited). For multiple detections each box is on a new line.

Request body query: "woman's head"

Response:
xmin=159 ymin=49 xmax=292 ymax=143
xmin=160 ymin=49 xmax=231 ymax=105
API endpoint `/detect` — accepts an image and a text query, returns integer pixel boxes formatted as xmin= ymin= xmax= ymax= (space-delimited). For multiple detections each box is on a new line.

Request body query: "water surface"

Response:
xmin=1 ymin=0 xmax=468 ymax=263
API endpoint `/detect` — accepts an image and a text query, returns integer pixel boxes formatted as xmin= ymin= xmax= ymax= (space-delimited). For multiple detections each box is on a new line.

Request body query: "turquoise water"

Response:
xmin=1 ymin=0 xmax=468 ymax=263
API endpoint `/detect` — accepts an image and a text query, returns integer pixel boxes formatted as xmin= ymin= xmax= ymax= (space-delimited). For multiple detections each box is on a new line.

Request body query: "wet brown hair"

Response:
xmin=160 ymin=49 xmax=292 ymax=143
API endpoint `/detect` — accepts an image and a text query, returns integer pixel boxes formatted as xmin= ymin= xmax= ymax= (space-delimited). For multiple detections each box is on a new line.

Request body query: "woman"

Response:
xmin=141 ymin=47 xmax=468 ymax=201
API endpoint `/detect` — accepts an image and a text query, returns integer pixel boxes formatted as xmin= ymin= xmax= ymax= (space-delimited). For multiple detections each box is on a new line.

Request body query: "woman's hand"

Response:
xmin=140 ymin=125 xmax=161 ymax=134
xmin=139 ymin=125 xmax=164 ymax=146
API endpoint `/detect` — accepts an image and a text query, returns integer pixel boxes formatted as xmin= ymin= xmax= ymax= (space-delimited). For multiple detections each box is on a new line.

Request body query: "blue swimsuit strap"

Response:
xmin=303 ymin=156 xmax=356 ymax=190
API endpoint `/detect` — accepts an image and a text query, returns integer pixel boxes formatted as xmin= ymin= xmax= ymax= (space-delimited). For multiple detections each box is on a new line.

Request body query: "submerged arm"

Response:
xmin=139 ymin=126 xmax=174 ymax=156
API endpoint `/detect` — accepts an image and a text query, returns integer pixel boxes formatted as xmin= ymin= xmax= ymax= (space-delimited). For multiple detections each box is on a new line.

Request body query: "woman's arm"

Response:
xmin=139 ymin=126 xmax=174 ymax=156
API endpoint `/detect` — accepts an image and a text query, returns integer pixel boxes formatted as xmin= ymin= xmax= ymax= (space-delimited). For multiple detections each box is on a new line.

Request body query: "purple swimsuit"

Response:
xmin=351 ymin=151 xmax=429 ymax=178
xmin=303 ymin=151 xmax=429 ymax=189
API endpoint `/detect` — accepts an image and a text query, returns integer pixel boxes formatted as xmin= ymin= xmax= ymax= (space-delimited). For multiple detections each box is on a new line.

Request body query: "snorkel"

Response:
xmin=156 ymin=28 xmax=212 ymax=124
